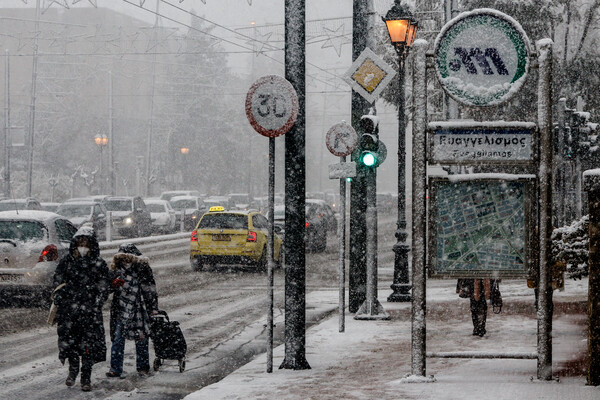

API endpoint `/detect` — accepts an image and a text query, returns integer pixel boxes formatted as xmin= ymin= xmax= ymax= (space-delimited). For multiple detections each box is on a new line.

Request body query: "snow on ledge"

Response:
xmin=429 ymin=120 xmax=537 ymax=129
xmin=445 ymin=173 xmax=536 ymax=182
xmin=583 ymin=168 xmax=600 ymax=177
xmin=391 ymin=374 xmax=437 ymax=384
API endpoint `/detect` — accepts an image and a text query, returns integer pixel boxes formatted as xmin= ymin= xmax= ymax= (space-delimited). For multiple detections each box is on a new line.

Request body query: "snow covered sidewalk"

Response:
xmin=185 ymin=278 xmax=599 ymax=400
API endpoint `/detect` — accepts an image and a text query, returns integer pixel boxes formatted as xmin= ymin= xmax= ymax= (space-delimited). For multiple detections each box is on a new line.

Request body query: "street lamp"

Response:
xmin=94 ymin=133 xmax=108 ymax=193
xmin=383 ymin=1 xmax=418 ymax=302
xmin=180 ymin=147 xmax=190 ymax=155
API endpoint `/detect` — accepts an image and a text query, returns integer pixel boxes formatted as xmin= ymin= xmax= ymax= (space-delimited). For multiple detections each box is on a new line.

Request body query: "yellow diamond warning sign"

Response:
xmin=343 ymin=47 xmax=396 ymax=103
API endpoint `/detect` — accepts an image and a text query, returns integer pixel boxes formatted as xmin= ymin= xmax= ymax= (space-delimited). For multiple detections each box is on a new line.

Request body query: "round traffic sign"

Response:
xmin=434 ymin=9 xmax=531 ymax=107
xmin=245 ymin=75 xmax=299 ymax=137
xmin=325 ymin=121 xmax=358 ymax=157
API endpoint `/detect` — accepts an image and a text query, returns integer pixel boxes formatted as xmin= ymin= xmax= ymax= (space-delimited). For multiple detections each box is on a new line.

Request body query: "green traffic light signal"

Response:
xmin=360 ymin=151 xmax=378 ymax=167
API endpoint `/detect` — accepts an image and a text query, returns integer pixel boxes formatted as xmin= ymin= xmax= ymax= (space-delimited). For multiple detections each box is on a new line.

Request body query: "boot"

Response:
xmin=80 ymin=377 xmax=91 ymax=392
xmin=65 ymin=372 xmax=77 ymax=387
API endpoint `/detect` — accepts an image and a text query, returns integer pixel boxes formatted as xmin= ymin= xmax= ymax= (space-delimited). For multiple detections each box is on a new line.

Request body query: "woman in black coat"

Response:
xmin=52 ymin=226 xmax=109 ymax=392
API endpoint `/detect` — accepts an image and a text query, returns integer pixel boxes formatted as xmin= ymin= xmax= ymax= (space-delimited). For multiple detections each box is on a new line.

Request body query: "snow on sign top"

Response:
xmin=434 ymin=8 xmax=531 ymax=107
xmin=325 ymin=121 xmax=358 ymax=157
xmin=245 ymin=75 xmax=298 ymax=138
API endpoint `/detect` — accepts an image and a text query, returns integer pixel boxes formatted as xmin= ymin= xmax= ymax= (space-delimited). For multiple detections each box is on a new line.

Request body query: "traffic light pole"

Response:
xmin=355 ymin=165 xmax=389 ymax=320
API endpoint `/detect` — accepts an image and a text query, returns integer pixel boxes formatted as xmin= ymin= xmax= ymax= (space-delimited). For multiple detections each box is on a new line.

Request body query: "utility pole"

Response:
xmin=281 ymin=0 xmax=310 ymax=370
xmin=349 ymin=0 xmax=374 ymax=313
xmin=146 ymin=0 xmax=160 ymax=197
xmin=4 ymin=50 xmax=11 ymax=198
xmin=26 ymin=0 xmax=41 ymax=197
xmin=109 ymin=71 xmax=115 ymax=195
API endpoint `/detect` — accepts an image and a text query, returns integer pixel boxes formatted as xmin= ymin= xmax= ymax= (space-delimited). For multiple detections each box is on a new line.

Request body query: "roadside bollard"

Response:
xmin=106 ymin=211 xmax=112 ymax=242
xmin=180 ymin=210 xmax=186 ymax=232
xmin=583 ymin=169 xmax=600 ymax=386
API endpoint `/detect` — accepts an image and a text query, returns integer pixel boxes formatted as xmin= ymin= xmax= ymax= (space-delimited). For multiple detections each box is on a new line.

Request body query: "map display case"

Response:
xmin=428 ymin=175 xmax=537 ymax=279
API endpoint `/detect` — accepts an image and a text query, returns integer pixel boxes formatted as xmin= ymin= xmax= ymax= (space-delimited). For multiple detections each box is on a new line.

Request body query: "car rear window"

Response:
xmin=171 ymin=199 xmax=197 ymax=210
xmin=105 ymin=199 xmax=133 ymax=211
xmin=147 ymin=204 xmax=166 ymax=213
xmin=57 ymin=204 xmax=93 ymax=218
xmin=199 ymin=214 xmax=248 ymax=229
xmin=0 ymin=220 xmax=45 ymax=242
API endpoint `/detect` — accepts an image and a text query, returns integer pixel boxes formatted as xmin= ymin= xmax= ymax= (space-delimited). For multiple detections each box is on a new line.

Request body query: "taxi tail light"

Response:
xmin=191 ymin=230 xmax=198 ymax=242
xmin=247 ymin=231 xmax=257 ymax=242
xmin=39 ymin=244 xmax=58 ymax=262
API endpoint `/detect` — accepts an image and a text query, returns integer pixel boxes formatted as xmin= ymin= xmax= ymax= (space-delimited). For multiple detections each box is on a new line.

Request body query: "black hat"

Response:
xmin=118 ymin=243 xmax=142 ymax=256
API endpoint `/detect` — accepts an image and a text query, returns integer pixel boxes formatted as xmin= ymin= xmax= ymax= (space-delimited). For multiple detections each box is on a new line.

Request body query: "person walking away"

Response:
xmin=457 ymin=278 xmax=502 ymax=337
xmin=52 ymin=226 xmax=109 ymax=392
xmin=106 ymin=243 xmax=159 ymax=378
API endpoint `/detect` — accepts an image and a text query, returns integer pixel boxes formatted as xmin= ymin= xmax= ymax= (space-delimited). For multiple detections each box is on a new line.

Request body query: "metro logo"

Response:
xmin=449 ymin=47 xmax=509 ymax=75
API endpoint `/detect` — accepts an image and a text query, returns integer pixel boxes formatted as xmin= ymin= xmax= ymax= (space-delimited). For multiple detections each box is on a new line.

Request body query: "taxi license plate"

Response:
xmin=212 ymin=234 xmax=231 ymax=241
xmin=0 ymin=274 xmax=23 ymax=282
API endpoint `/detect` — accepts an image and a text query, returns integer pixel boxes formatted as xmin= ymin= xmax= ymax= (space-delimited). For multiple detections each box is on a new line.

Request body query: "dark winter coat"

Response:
xmin=109 ymin=244 xmax=159 ymax=341
xmin=53 ymin=227 xmax=109 ymax=364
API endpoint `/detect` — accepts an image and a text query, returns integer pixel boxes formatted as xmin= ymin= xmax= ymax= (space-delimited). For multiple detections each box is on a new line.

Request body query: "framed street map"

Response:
xmin=428 ymin=175 xmax=536 ymax=279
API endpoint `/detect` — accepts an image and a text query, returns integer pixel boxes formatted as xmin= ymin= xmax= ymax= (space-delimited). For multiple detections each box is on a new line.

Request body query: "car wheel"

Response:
xmin=257 ymin=248 xmax=267 ymax=272
xmin=191 ymin=257 xmax=203 ymax=271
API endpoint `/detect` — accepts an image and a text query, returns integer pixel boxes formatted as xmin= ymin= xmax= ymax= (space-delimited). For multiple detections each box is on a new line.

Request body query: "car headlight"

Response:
xmin=124 ymin=217 xmax=133 ymax=225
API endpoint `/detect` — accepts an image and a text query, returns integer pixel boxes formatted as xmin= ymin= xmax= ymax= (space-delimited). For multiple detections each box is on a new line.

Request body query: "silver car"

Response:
xmin=0 ymin=210 xmax=77 ymax=305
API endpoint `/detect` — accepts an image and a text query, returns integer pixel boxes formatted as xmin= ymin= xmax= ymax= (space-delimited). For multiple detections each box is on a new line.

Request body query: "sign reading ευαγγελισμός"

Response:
xmin=428 ymin=176 xmax=534 ymax=279
xmin=434 ymin=9 xmax=531 ymax=107
xmin=429 ymin=121 xmax=536 ymax=164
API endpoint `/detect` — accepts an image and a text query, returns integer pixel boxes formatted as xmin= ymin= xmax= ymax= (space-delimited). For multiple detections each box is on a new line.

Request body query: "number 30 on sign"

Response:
xmin=246 ymin=75 xmax=299 ymax=138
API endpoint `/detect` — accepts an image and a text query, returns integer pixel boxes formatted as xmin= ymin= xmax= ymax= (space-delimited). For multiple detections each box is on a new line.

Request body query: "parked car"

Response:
xmin=228 ymin=193 xmax=254 ymax=210
xmin=160 ymin=190 xmax=202 ymax=202
xmin=104 ymin=196 xmax=152 ymax=238
xmin=0 ymin=210 xmax=77 ymax=305
xmin=203 ymin=196 xmax=236 ymax=210
xmin=40 ymin=202 xmax=61 ymax=212
xmin=190 ymin=207 xmax=282 ymax=271
xmin=269 ymin=203 xmax=328 ymax=253
xmin=0 ymin=197 xmax=42 ymax=212
xmin=170 ymin=196 xmax=207 ymax=231
xmin=145 ymin=198 xmax=177 ymax=234
xmin=56 ymin=200 xmax=108 ymax=240
xmin=306 ymin=198 xmax=337 ymax=233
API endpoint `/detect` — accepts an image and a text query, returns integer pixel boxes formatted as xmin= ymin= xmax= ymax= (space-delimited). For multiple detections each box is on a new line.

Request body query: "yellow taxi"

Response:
xmin=190 ymin=206 xmax=282 ymax=271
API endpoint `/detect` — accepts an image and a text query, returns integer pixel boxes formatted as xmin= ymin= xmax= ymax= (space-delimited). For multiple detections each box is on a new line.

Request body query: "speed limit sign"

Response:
xmin=245 ymin=75 xmax=299 ymax=137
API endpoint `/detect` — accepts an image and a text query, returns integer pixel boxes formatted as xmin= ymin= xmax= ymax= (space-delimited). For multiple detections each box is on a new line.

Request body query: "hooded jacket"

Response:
xmin=109 ymin=243 xmax=159 ymax=341
xmin=53 ymin=227 xmax=109 ymax=364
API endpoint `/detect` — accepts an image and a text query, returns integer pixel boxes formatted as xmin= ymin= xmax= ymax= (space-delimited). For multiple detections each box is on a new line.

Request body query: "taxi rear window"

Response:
xmin=199 ymin=214 xmax=248 ymax=229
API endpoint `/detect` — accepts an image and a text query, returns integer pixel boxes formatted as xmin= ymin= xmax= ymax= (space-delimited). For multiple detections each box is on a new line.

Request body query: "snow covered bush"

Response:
xmin=552 ymin=215 xmax=589 ymax=279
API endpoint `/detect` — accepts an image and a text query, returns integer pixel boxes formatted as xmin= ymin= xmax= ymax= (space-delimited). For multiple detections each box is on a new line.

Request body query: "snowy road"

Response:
xmin=0 ymin=216 xmax=398 ymax=399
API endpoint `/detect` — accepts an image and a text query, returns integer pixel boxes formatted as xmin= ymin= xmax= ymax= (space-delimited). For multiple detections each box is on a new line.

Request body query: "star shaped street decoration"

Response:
xmin=245 ymin=30 xmax=276 ymax=56
xmin=72 ymin=0 xmax=98 ymax=6
xmin=321 ymin=24 xmax=351 ymax=57
xmin=42 ymin=0 xmax=70 ymax=12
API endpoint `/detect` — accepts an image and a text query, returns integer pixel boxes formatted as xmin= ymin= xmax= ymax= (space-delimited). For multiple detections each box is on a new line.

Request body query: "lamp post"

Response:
xmin=383 ymin=0 xmax=418 ymax=302
xmin=94 ymin=133 xmax=108 ymax=193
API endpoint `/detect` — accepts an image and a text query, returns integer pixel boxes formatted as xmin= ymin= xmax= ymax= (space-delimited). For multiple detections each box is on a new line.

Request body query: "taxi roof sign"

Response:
xmin=209 ymin=206 xmax=225 ymax=212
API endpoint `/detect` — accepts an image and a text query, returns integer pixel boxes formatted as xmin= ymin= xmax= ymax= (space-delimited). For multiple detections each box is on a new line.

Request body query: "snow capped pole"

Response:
xmin=281 ymin=0 xmax=310 ymax=371
xmin=411 ymin=38 xmax=428 ymax=377
xmin=583 ymin=169 xmax=600 ymax=386
xmin=536 ymin=38 xmax=554 ymax=381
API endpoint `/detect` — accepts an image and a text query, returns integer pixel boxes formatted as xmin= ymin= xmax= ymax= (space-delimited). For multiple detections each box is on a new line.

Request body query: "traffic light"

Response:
xmin=358 ymin=115 xmax=386 ymax=168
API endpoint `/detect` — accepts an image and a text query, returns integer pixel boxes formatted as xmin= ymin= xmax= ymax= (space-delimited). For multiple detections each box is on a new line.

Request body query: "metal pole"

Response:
xmin=339 ymin=156 xmax=346 ymax=332
xmin=536 ymin=38 xmax=554 ymax=381
xmin=355 ymin=164 xmax=389 ymax=320
xmin=584 ymin=173 xmax=600 ymax=386
xmin=99 ymin=145 xmax=104 ymax=194
xmin=267 ymin=137 xmax=275 ymax=372
xmin=4 ymin=49 xmax=10 ymax=198
xmin=26 ymin=0 xmax=41 ymax=197
xmin=556 ymin=98 xmax=566 ymax=226
xmin=389 ymin=47 xmax=411 ymax=302
xmin=348 ymin=0 xmax=372 ymax=313
xmin=109 ymin=71 xmax=115 ymax=195
xmin=146 ymin=0 xmax=160 ymax=197
xmin=411 ymin=39 xmax=428 ymax=377
xmin=281 ymin=0 xmax=310 ymax=370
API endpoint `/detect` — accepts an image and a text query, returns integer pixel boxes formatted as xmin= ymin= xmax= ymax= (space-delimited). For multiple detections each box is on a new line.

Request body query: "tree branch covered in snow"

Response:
xmin=552 ymin=215 xmax=589 ymax=279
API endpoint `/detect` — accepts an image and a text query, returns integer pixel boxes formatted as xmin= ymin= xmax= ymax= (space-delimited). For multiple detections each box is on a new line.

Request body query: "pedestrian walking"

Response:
xmin=52 ymin=226 xmax=109 ymax=392
xmin=457 ymin=278 xmax=502 ymax=337
xmin=106 ymin=243 xmax=159 ymax=378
